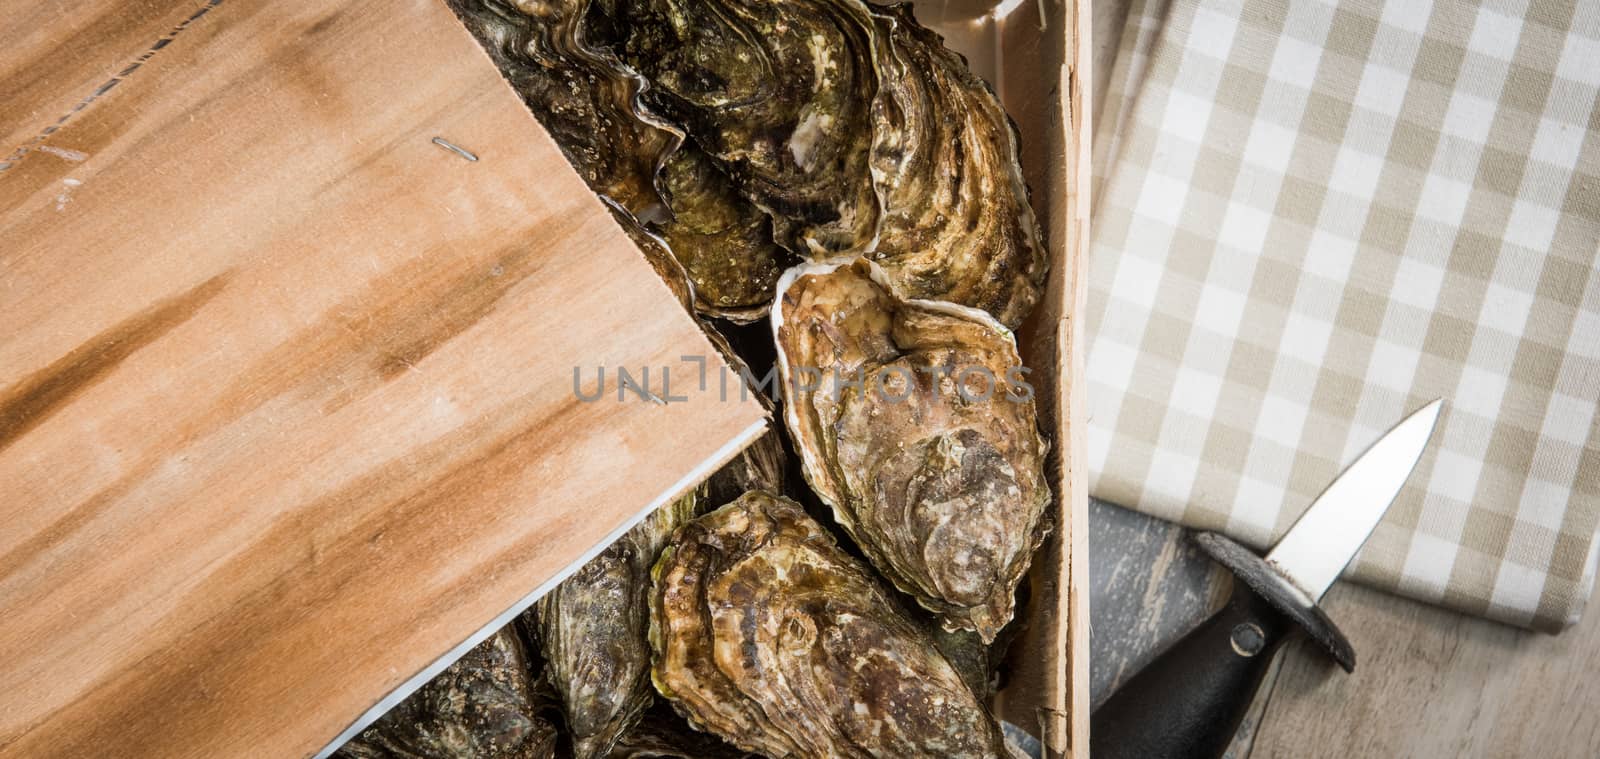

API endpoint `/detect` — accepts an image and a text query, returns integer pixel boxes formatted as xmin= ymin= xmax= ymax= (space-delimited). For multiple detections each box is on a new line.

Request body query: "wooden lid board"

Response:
xmin=0 ymin=0 xmax=767 ymax=755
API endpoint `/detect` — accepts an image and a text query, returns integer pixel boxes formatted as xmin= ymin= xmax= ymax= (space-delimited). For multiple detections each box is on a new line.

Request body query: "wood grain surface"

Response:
xmin=1248 ymin=581 xmax=1600 ymax=758
xmin=0 ymin=0 xmax=222 ymax=165
xmin=0 ymin=0 xmax=766 ymax=756
xmin=976 ymin=0 xmax=1092 ymax=753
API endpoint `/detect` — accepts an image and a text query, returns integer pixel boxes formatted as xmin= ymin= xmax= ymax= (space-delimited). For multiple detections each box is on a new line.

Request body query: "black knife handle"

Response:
xmin=1090 ymin=585 xmax=1293 ymax=759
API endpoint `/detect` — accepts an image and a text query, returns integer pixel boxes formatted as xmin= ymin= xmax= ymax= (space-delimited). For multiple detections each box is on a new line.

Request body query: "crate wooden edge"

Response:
xmin=1065 ymin=0 xmax=1094 ymax=754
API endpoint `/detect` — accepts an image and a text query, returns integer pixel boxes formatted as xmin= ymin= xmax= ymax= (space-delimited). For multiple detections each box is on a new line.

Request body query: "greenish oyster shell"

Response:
xmin=771 ymin=259 xmax=1051 ymax=642
xmin=599 ymin=0 xmax=1045 ymax=328
xmin=446 ymin=0 xmax=678 ymax=213
xmin=649 ymin=490 xmax=1008 ymax=759
xmin=651 ymin=148 xmax=801 ymax=321
xmin=526 ymin=492 xmax=701 ymax=759
xmin=334 ymin=627 xmax=558 ymax=759
xmin=448 ymin=0 xmax=791 ymax=322
xmin=607 ymin=0 xmax=885 ymax=256
xmin=864 ymin=3 xmax=1047 ymax=329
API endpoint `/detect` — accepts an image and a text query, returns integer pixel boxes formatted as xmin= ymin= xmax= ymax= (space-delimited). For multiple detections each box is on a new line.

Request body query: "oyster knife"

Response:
xmin=1090 ymin=399 xmax=1443 ymax=759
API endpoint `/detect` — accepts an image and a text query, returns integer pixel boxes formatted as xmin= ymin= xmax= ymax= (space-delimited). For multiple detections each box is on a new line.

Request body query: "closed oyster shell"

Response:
xmin=448 ymin=0 xmax=681 ymax=213
xmin=771 ymin=259 xmax=1050 ymax=641
xmin=334 ymin=628 xmax=558 ymax=759
xmin=606 ymin=702 xmax=754 ymax=758
xmin=448 ymin=0 xmax=792 ymax=322
xmin=609 ymin=0 xmax=885 ymax=255
xmin=602 ymin=0 xmax=1045 ymax=327
xmin=865 ymin=3 xmax=1047 ymax=329
xmin=453 ymin=0 xmax=1045 ymax=325
xmin=650 ymin=148 xmax=800 ymax=321
xmin=649 ymin=490 xmax=1007 ymax=759
xmin=527 ymin=493 xmax=701 ymax=759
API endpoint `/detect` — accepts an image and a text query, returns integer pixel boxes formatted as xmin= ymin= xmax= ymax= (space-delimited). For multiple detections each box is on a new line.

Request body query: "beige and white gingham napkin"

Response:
xmin=1089 ymin=0 xmax=1600 ymax=631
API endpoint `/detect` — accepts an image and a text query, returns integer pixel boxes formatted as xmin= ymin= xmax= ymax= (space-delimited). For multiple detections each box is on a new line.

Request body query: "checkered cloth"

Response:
xmin=1089 ymin=0 xmax=1600 ymax=631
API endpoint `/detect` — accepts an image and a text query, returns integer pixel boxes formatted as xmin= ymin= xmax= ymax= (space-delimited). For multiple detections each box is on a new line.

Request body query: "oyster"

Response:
xmin=772 ymin=259 xmax=1050 ymax=641
xmin=600 ymin=0 xmax=1045 ymax=327
xmin=527 ymin=492 xmax=701 ymax=759
xmin=650 ymin=148 xmax=801 ymax=321
xmin=446 ymin=0 xmax=679 ymax=213
xmin=607 ymin=702 xmax=754 ymax=758
xmin=454 ymin=0 xmax=1045 ymax=325
xmin=449 ymin=0 xmax=793 ymax=321
xmin=650 ymin=490 xmax=1008 ymax=758
xmin=607 ymin=0 xmax=884 ymax=255
xmin=703 ymin=427 xmax=789 ymax=506
xmin=865 ymin=3 xmax=1047 ymax=329
xmin=334 ymin=627 xmax=558 ymax=759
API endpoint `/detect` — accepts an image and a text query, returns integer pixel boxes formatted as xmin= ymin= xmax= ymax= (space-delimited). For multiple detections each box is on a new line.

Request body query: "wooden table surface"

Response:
xmin=1087 ymin=5 xmax=1600 ymax=755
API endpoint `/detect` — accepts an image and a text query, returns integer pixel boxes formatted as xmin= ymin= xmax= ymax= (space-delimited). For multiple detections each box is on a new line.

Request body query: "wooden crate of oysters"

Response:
xmin=0 ymin=0 xmax=1086 ymax=754
xmin=332 ymin=0 xmax=1090 ymax=757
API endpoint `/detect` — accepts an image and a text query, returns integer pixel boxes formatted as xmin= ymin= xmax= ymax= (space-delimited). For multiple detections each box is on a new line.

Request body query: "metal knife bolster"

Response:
xmin=1196 ymin=532 xmax=1355 ymax=672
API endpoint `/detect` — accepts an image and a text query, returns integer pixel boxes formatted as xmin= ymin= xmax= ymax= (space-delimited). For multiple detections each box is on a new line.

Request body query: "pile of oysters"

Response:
xmin=335 ymin=0 xmax=1055 ymax=756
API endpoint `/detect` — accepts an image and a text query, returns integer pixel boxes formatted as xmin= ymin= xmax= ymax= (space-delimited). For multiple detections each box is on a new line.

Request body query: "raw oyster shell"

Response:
xmin=608 ymin=0 xmax=885 ymax=255
xmin=453 ymin=0 xmax=1045 ymax=325
xmin=334 ymin=627 xmax=558 ymax=759
xmin=527 ymin=492 xmax=701 ymax=759
xmin=446 ymin=0 xmax=679 ymax=213
xmin=649 ymin=490 xmax=1008 ymax=758
xmin=448 ymin=0 xmax=792 ymax=322
xmin=772 ymin=259 xmax=1050 ymax=641
xmin=602 ymin=0 xmax=1045 ymax=327
xmin=607 ymin=702 xmax=754 ymax=758
xmin=651 ymin=147 xmax=801 ymax=321
xmin=864 ymin=3 xmax=1047 ymax=329
xmin=703 ymin=427 xmax=789 ymax=506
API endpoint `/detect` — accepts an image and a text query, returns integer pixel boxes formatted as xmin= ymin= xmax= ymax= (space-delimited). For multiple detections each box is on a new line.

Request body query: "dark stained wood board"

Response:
xmin=0 ymin=0 xmax=767 ymax=756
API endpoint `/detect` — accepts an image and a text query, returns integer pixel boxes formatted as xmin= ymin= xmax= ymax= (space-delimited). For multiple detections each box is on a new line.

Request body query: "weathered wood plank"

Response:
xmin=1087 ymin=499 xmax=1230 ymax=704
xmin=1086 ymin=499 xmax=1280 ymax=757
xmin=1246 ymin=582 xmax=1600 ymax=758
xmin=0 ymin=1 xmax=766 ymax=756
xmin=0 ymin=0 xmax=218 ymax=164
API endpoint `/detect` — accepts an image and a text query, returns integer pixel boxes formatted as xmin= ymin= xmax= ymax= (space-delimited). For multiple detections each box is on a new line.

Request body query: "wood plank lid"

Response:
xmin=0 ymin=0 xmax=767 ymax=755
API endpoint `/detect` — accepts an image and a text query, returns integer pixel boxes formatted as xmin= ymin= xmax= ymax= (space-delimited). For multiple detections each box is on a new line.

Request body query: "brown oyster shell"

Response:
xmin=447 ymin=0 xmax=680 ymax=213
xmin=650 ymin=148 xmax=800 ymax=321
xmin=606 ymin=702 xmax=755 ymax=758
xmin=334 ymin=627 xmax=558 ymax=759
xmin=448 ymin=0 xmax=792 ymax=322
xmin=864 ymin=3 xmax=1047 ymax=329
xmin=527 ymin=493 xmax=701 ymax=759
xmin=703 ymin=427 xmax=789 ymax=506
xmin=452 ymin=0 xmax=1045 ymax=326
xmin=608 ymin=0 xmax=885 ymax=255
xmin=771 ymin=259 xmax=1050 ymax=641
xmin=600 ymin=0 xmax=1045 ymax=327
xmin=649 ymin=490 xmax=1008 ymax=759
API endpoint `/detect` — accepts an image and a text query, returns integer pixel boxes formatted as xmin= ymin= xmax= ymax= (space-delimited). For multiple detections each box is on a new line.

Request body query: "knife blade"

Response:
xmin=1090 ymin=399 xmax=1443 ymax=759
